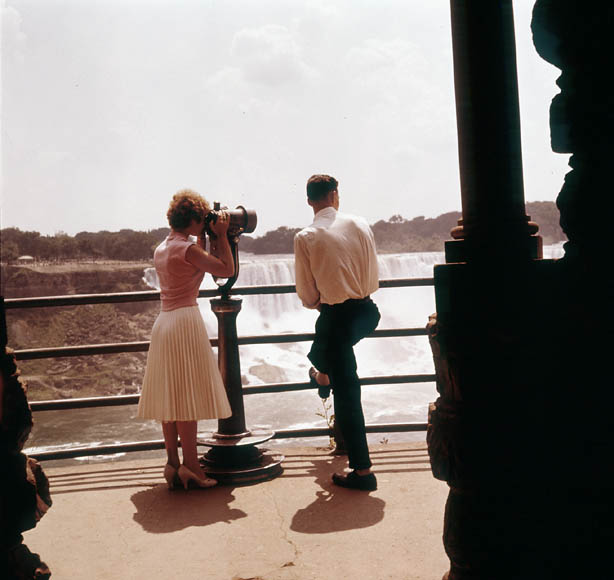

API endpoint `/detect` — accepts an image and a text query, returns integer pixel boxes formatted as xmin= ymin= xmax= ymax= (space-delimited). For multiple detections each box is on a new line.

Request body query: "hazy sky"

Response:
xmin=1 ymin=0 xmax=569 ymax=236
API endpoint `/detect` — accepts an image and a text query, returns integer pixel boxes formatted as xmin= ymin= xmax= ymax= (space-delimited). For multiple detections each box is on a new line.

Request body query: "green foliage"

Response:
xmin=240 ymin=226 xmax=301 ymax=255
xmin=239 ymin=203 xmax=564 ymax=255
xmin=526 ymin=201 xmax=566 ymax=244
xmin=371 ymin=202 xmax=566 ymax=253
xmin=2 ymin=241 xmax=20 ymax=263
xmin=371 ymin=211 xmax=462 ymax=253
xmin=0 ymin=202 xmax=566 ymax=261
xmin=1 ymin=227 xmax=170 ymax=263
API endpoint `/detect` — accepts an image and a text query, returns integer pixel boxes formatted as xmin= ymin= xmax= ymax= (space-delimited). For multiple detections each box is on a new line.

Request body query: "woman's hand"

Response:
xmin=186 ymin=210 xmax=234 ymax=277
xmin=210 ymin=211 xmax=230 ymax=237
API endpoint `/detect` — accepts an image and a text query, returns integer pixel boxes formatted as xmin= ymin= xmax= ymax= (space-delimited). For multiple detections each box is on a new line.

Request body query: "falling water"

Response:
xmin=26 ymin=244 xmax=565 ymax=460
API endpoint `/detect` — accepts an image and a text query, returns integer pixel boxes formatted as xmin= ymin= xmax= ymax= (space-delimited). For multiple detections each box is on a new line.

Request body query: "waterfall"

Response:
xmin=144 ymin=251 xmax=441 ymax=392
xmin=25 ymin=245 xmax=567 ymax=458
xmin=143 ymin=244 xmax=565 ymax=388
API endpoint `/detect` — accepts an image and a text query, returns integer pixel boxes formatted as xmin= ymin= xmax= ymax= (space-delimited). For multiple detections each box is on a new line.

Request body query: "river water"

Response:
xmin=24 ymin=245 xmax=565 ymax=462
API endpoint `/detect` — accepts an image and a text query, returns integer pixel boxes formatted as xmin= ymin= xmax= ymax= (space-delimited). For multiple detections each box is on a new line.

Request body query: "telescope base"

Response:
xmin=198 ymin=428 xmax=284 ymax=486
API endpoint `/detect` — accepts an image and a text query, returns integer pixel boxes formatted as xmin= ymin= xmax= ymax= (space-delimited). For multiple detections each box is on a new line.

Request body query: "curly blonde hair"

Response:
xmin=166 ymin=189 xmax=211 ymax=229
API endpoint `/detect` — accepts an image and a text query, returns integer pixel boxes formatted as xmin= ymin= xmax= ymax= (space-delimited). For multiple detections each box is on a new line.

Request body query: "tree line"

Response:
xmin=240 ymin=201 xmax=566 ymax=254
xmin=0 ymin=201 xmax=565 ymax=262
xmin=1 ymin=227 xmax=170 ymax=263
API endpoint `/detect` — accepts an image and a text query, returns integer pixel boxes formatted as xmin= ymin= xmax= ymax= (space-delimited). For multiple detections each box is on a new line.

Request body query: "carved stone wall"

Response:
xmin=532 ymin=0 xmax=614 ymax=261
xmin=428 ymin=258 xmax=614 ymax=579
xmin=1 ymin=348 xmax=52 ymax=580
xmin=428 ymin=2 xmax=614 ymax=576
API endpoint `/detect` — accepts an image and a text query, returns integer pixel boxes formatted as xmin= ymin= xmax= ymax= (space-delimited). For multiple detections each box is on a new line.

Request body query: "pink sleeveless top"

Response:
xmin=154 ymin=232 xmax=205 ymax=312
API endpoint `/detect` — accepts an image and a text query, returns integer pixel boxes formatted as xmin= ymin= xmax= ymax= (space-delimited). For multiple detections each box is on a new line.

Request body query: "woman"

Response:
xmin=137 ymin=189 xmax=234 ymax=490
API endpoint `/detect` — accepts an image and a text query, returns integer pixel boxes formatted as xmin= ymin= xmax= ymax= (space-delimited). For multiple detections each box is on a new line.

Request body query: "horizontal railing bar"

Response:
xmin=27 ymin=440 xmax=167 ymax=461
xmin=30 ymin=394 xmax=141 ymax=411
xmin=243 ymin=374 xmax=436 ymax=394
xmin=8 ymin=279 xmax=435 ymax=458
xmin=270 ymin=422 xmax=429 ymax=439
xmin=28 ymin=374 xmax=436 ymax=411
xmin=4 ymin=290 xmax=163 ymax=309
xmin=4 ymin=278 xmax=434 ymax=309
xmin=379 ymin=278 xmax=434 ymax=288
xmin=364 ymin=422 xmax=428 ymax=433
xmin=13 ymin=327 xmax=428 ymax=360
xmin=27 ymin=422 xmax=428 ymax=461
xmin=238 ymin=327 xmax=428 ymax=346
xmin=16 ymin=341 xmax=153 ymax=360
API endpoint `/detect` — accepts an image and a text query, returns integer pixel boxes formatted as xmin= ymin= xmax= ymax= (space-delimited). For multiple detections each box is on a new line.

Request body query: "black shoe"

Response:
xmin=309 ymin=367 xmax=331 ymax=399
xmin=332 ymin=471 xmax=377 ymax=491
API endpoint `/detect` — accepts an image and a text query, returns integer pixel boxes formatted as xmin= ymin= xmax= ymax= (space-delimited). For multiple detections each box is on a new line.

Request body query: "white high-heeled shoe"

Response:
xmin=163 ymin=464 xmax=180 ymax=490
xmin=177 ymin=465 xmax=218 ymax=490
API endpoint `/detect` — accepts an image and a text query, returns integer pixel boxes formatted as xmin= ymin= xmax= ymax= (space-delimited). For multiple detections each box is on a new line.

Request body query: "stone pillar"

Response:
xmin=446 ymin=0 xmax=540 ymax=262
xmin=427 ymin=2 xmax=614 ymax=578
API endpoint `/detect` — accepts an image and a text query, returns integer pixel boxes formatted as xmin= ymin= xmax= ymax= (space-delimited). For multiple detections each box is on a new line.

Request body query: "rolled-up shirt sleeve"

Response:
xmin=294 ymin=233 xmax=320 ymax=309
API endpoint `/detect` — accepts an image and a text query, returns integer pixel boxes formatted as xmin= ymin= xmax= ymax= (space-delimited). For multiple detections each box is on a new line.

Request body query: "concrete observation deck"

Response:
xmin=25 ymin=442 xmax=449 ymax=580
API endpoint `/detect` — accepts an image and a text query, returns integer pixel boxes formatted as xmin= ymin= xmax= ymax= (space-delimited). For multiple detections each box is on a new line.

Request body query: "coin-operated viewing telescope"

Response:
xmin=203 ymin=201 xmax=257 ymax=296
xmin=198 ymin=202 xmax=283 ymax=484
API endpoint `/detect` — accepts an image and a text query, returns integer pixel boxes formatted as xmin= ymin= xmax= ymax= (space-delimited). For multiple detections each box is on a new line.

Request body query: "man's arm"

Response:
xmin=294 ymin=233 xmax=321 ymax=309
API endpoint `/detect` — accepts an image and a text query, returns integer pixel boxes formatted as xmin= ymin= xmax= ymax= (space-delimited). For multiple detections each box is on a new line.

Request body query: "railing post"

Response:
xmin=198 ymin=295 xmax=283 ymax=485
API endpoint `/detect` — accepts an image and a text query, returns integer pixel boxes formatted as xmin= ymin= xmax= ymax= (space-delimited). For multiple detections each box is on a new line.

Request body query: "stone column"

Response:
xmin=446 ymin=0 xmax=540 ymax=262
xmin=428 ymin=2 xmax=614 ymax=578
xmin=428 ymin=2 xmax=544 ymax=578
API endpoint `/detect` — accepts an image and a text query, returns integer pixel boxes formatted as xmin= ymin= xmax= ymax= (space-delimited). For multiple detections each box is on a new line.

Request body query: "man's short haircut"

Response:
xmin=306 ymin=174 xmax=338 ymax=202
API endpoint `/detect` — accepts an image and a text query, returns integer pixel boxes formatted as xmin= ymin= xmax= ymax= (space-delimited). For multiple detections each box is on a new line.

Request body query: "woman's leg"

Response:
xmin=162 ymin=421 xmax=180 ymax=468
xmin=176 ymin=420 xmax=203 ymax=474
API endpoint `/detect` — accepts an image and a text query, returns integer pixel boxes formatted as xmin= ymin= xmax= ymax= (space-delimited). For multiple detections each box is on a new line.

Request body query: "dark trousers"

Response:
xmin=308 ymin=298 xmax=381 ymax=470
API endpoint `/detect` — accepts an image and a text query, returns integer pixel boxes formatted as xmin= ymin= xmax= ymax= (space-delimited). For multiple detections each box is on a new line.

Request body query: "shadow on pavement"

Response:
xmin=290 ymin=456 xmax=386 ymax=534
xmin=130 ymin=484 xmax=247 ymax=533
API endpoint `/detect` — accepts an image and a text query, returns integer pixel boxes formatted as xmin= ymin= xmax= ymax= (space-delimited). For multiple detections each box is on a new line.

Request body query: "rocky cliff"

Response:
xmin=1 ymin=262 xmax=153 ymax=298
xmin=2 ymin=263 xmax=159 ymax=401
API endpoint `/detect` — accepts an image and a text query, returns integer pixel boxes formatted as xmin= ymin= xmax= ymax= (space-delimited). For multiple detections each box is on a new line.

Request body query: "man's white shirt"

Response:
xmin=293 ymin=207 xmax=379 ymax=309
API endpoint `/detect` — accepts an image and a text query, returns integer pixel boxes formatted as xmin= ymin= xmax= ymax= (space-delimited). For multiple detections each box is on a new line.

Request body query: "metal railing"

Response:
xmin=3 ymin=277 xmax=435 ymax=461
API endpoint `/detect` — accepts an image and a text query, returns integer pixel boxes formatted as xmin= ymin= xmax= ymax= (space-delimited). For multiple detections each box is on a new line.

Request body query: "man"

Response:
xmin=294 ymin=174 xmax=380 ymax=491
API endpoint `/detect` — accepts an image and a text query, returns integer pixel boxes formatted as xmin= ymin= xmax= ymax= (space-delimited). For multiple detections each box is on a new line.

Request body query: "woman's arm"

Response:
xmin=185 ymin=213 xmax=235 ymax=277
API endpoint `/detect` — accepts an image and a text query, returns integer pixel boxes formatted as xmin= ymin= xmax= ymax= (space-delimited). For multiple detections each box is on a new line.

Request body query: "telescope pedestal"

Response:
xmin=199 ymin=297 xmax=283 ymax=485
xmin=199 ymin=429 xmax=283 ymax=485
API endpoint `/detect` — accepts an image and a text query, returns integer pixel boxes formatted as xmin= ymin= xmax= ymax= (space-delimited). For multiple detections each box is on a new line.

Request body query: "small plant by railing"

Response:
xmin=316 ymin=397 xmax=336 ymax=449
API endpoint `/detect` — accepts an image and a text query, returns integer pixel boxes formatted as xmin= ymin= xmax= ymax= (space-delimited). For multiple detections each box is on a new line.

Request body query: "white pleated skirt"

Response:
xmin=137 ymin=306 xmax=232 ymax=422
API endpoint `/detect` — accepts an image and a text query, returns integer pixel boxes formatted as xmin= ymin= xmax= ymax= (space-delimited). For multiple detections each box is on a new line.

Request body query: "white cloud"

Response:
xmin=340 ymin=36 xmax=455 ymax=150
xmin=0 ymin=0 xmax=568 ymax=235
xmin=204 ymin=23 xmax=319 ymax=117
xmin=1 ymin=2 xmax=27 ymax=65
xmin=231 ymin=24 xmax=316 ymax=87
xmin=36 ymin=150 xmax=75 ymax=167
